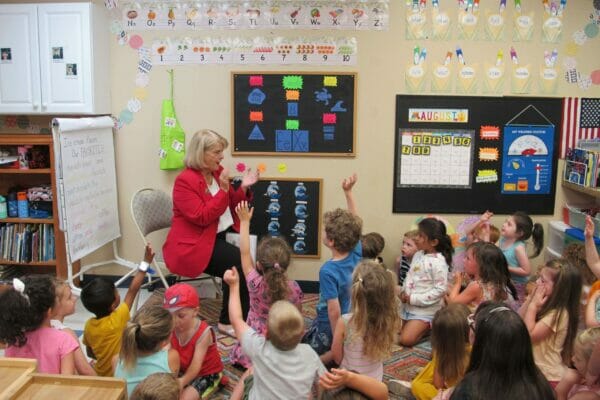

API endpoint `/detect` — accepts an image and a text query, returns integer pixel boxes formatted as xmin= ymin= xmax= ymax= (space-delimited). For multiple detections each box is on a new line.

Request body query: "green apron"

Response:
xmin=160 ymin=70 xmax=185 ymax=170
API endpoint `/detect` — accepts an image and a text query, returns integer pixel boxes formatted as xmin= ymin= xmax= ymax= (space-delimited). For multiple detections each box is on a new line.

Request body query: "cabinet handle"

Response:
xmin=33 ymin=103 xmax=39 ymax=109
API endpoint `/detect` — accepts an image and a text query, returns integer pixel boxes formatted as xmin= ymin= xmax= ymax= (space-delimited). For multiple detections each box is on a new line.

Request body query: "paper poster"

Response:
xmin=457 ymin=10 xmax=479 ymax=40
xmin=406 ymin=5 xmax=428 ymax=39
xmin=513 ymin=12 xmax=534 ymax=41
xmin=398 ymin=129 xmax=474 ymax=188
xmin=511 ymin=64 xmax=532 ymax=93
xmin=501 ymin=125 xmax=554 ymax=195
xmin=483 ymin=63 xmax=505 ymax=94
xmin=483 ymin=10 xmax=505 ymax=41
xmin=456 ymin=64 xmax=478 ymax=94
xmin=431 ymin=7 xmax=451 ymax=40
xmin=431 ymin=63 xmax=453 ymax=92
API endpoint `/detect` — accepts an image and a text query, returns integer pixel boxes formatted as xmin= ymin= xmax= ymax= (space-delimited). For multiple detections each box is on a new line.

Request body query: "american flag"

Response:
xmin=560 ymin=97 xmax=600 ymax=158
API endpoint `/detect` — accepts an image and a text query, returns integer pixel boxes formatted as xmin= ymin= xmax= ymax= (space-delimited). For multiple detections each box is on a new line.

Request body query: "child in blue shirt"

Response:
xmin=303 ymin=174 xmax=363 ymax=360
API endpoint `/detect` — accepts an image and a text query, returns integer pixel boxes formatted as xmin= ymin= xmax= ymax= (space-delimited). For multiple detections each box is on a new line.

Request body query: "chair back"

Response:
xmin=131 ymin=188 xmax=173 ymax=237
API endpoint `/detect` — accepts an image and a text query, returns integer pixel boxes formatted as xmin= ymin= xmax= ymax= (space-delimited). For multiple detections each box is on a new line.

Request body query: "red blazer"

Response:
xmin=163 ymin=166 xmax=251 ymax=277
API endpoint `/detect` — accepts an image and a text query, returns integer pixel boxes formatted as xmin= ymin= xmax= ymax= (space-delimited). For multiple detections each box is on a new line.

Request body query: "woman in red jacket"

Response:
xmin=163 ymin=129 xmax=258 ymax=335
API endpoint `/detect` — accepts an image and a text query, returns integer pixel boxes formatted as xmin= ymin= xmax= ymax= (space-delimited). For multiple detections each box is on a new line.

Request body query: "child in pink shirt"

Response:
xmin=0 ymin=275 xmax=79 ymax=374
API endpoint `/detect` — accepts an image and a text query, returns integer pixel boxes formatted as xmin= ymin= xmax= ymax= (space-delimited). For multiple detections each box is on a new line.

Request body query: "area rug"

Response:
xmin=144 ymin=290 xmax=430 ymax=399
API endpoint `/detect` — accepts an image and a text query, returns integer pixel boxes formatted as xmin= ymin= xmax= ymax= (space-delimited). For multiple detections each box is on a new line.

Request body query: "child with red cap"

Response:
xmin=163 ymin=283 xmax=225 ymax=400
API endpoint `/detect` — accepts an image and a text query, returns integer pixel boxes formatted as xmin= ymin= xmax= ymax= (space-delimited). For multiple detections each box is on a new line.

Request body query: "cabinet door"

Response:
xmin=0 ymin=4 xmax=41 ymax=114
xmin=37 ymin=3 xmax=92 ymax=114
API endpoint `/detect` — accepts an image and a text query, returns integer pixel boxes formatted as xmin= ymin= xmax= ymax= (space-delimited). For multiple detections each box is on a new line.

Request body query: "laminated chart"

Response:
xmin=397 ymin=129 xmax=474 ymax=188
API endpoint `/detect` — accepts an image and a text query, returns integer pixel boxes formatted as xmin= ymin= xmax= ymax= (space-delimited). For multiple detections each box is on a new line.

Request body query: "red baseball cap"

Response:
xmin=163 ymin=283 xmax=200 ymax=311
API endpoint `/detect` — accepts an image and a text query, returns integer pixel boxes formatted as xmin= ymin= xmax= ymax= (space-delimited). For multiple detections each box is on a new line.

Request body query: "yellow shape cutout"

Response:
xmin=503 ymin=183 xmax=516 ymax=191
xmin=324 ymin=76 xmax=338 ymax=86
xmin=278 ymin=163 xmax=287 ymax=173
xmin=134 ymin=87 xmax=148 ymax=101
xmin=564 ymin=42 xmax=579 ymax=56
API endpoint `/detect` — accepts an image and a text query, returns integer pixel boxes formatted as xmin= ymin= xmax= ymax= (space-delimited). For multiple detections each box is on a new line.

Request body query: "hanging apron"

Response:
xmin=160 ymin=69 xmax=186 ymax=170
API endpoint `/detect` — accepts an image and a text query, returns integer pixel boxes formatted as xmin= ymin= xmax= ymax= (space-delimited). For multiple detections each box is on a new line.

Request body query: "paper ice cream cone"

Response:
xmin=431 ymin=63 xmax=453 ymax=92
xmin=456 ymin=64 xmax=478 ymax=93
xmin=513 ymin=13 xmax=534 ymax=41
xmin=483 ymin=63 xmax=505 ymax=94
xmin=431 ymin=9 xmax=451 ymax=40
xmin=539 ymin=67 xmax=558 ymax=94
xmin=511 ymin=64 xmax=532 ymax=93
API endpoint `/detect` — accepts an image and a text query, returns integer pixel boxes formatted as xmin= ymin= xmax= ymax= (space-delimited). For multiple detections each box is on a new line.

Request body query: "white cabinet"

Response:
xmin=0 ymin=3 xmax=109 ymax=114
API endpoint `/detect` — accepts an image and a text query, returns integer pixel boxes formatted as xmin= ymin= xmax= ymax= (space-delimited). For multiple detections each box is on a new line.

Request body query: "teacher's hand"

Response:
xmin=219 ymin=168 xmax=230 ymax=191
xmin=241 ymin=168 xmax=259 ymax=191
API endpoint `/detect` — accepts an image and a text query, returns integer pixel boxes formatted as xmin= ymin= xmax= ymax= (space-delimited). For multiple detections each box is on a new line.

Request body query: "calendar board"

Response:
xmin=397 ymin=129 xmax=474 ymax=188
xmin=393 ymin=95 xmax=562 ymax=214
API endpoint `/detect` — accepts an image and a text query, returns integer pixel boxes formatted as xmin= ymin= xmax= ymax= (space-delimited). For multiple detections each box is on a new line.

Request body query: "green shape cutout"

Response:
xmin=283 ymin=75 xmax=303 ymax=89
xmin=286 ymin=120 xmax=299 ymax=130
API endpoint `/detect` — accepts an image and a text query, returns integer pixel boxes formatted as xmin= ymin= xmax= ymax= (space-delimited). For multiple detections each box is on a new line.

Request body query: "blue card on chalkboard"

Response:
xmin=276 ymin=130 xmax=292 ymax=151
xmin=292 ymin=131 xmax=309 ymax=152
xmin=288 ymin=102 xmax=299 ymax=117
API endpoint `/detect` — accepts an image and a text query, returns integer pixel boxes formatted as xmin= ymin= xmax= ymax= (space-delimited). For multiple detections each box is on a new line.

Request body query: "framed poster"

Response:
xmin=232 ymin=72 xmax=356 ymax=156
xmin=249 ymin=178 xmax=322 ymax=258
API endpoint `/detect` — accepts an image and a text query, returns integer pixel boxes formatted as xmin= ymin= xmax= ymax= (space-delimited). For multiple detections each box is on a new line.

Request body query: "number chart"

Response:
xmin=232 ymin=72 xmax=356 ymax=156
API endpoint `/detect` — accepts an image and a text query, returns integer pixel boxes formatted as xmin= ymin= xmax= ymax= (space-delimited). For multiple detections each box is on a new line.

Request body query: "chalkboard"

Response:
xmin=249 ymin=178 xmax=322 ymax=258
xmin=232 ymin=72 xmax=356 ymax=156
xmin=52 ymin=117 xmax=120 ymax=262
xmin=393 ymin=95 xmax=562 ymax=215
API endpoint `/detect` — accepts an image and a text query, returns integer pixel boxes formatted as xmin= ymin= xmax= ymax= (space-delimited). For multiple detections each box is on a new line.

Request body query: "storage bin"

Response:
xmin=563 ymin=204 xmax=600 ymax=238
xmin=547 ymin=220 xmax=570 ymax=255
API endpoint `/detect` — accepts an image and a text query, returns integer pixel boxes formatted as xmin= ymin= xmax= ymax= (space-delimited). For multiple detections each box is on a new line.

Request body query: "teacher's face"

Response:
xmin=203 ymin=144 xmax=224 ymax=172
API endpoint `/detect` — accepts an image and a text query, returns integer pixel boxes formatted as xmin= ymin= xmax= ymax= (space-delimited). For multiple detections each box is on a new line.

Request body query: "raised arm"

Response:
xmin=342 ymin=173 xmax=358 ymax=216
xmin=124 ymin=244 xmax=154 ymax=310
xmin=585 ymin=216 xmax=600 ymax=279
xmin=235 ymin=201 xmax=255 ymax=277
xmin=224 ymin=268 xmax=250 ymax=341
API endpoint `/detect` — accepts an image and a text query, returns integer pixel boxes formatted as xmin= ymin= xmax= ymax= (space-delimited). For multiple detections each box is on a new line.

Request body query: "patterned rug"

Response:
xmin=144 ymin=291 xmax=430 ymax=399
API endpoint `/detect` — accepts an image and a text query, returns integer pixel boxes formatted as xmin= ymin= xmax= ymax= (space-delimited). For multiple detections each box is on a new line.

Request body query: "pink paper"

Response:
xmin=249 ymin=76 xmax=263 ymax=86
xmin=323 ymin=113 xmax=337 ymax=124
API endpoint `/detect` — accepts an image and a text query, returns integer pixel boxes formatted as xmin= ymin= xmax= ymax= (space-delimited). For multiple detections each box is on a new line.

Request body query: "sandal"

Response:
xmin=217 ymin=323 xmax=236 ymax=338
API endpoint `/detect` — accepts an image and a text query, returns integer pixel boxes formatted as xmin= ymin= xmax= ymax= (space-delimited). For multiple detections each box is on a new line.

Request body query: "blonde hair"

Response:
xmin=404 ymin=229 xmax=419 ymax=241
xmin=575 ymin=327 xmax=600 ymax=362
xmin=267 ymin=300 xmax=304 ymax=351
xmin=184 ymin=129 xmax=228 ymax=170
xmin=349 ymin=260 xmax=400 ymax=361
xmin=120 ymin=306 xmax=173 ymax=371
xmin=431 ymin=303 xmax=471 ymax=385
xmin=130 ymin=373 xmax=180 ymax=400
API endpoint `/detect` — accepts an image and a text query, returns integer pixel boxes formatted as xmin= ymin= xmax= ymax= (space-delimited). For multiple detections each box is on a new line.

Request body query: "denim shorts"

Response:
xmin=302 ymin=319 xmax=332 ymax=355
xmin=400 ymin=307 xmax=434 ymax=323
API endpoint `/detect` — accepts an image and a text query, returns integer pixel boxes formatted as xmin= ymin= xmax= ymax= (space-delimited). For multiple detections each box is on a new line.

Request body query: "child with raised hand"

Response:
xmin=399 ymin=217 xmax=453 ymax=347
xmin=163 ymin=283 xmax=224 ymax=400
xmin=0 ymin=275 xmax=79 ymax=374
xmin=81 ymin=243 xmax=154 ymax=376
xmin=446 ymin=242 xmax=518 ymax=310
xmin=520 ymin=259 xmax=582 ymax=386
xmin=113 ymin=306 xmax=179 ymax=396
xmin=585 ymin=215 xmax=600 ymax=278
xmin=50 ymin=280 xmax=96 ymax=375
xmin=303 ymin=175 xmax=363 ymax=357
xmin=390 ymin=303 xmax=471 ymax=399
xmin=330 ymin=260 xmax=400 ymax=381
xmin=499 ymin=211 xmax=544 ymax=305
xmin=395 ymin=230 xmax=419 ymax=287
xmin=224 ymin=267 xmax=327 ymax=400
xmin=229 ymin=200 xmax=303 ymax=368
xmin=556 ymin=327 xmax=600 ymax=400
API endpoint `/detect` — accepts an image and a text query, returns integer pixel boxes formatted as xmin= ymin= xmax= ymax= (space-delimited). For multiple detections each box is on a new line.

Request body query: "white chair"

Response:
xmin=130 ymin=188 xmax=221 ymax=295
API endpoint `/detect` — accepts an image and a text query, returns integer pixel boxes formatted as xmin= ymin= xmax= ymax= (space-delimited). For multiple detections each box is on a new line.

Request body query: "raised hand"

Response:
xmin=586 ymin=215 xmax=596 ymax=240
xmin=341 ymin=173 xmax=357 ymax=192
xmin=235 ymin=201 xmax=254 ymax=222
xmin=143 ymin=243 xmax=155 ymax=263
xmin=223 ymin=267 xmax=239 ymax=286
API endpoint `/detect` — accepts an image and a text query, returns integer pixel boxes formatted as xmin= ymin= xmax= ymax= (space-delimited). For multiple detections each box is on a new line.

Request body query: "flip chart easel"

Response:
xmin=52 ymin=117 xmax=138 ymax=293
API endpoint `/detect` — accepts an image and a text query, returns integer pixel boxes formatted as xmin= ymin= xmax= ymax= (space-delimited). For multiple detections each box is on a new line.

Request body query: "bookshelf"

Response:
xmin=0 ymin=134 xmax=67 ymax=278
xmin=562 ymin=180 xmax=600 ymax=199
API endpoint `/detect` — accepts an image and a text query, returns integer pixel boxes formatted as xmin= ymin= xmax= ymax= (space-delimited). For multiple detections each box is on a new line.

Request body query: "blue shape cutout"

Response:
xmin=288 ymin=102 xmax=298 ymax=117
xmin=268 ymin=221 xmax=280 ymax=236
xmin=323 ymin=125 xmax=335 ymax=141
xmin=249 ymin=124 xmax=265 ymax=140
xmin=276 ymin=130 xmax=292 ymax=151
xmin=247 ymin=88 xmax=266 ymax=105
xmin=331 ymin=100 xmax=347 ymax=112
xmin=295 ymin=204 xmax=308 ymax=219
xmin=293 ymin=240 xmax=307 ymax=254
xmin=314 ymin=88 xmax=332 ymax=105
xmin=292 ymin=130 xmax=309 ymax=152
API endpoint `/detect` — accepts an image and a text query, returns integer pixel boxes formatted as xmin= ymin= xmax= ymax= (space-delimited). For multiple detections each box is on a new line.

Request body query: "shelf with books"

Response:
xmin=0 ymin=134 xmax=66 ymax=278
xmin=562 ymin=180 xmax=600 ymax=199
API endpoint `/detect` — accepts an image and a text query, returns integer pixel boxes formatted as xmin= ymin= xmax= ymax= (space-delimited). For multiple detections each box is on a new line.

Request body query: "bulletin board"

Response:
xmin=393 ymin=95 xmax=562 ymax=215
xmin=232 ymin=72 xmax=356 ymax=156
xmin=249 ymin=178 xmax=322 ymax=258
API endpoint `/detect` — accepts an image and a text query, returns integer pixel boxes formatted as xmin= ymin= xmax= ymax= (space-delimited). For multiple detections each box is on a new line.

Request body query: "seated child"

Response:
xmin=394 ymin=229 xmax=419 ymax=288
xmin=130 ymin=372 xmax=181 ymax=400
xmin=113 ymin=306 xmax=179 ymax=395
xmin=361 ymin=232 xmax=385 ymax=263
xmin=303 ymin=174 xmax=363 ymax=357
xmin=51 ymin=279 xmax=96 ymax=375
xmin=1 ymin=276 xmax=79 ymax=374
xmin=224 ymin=267 xmax=326 ymax=400
xmin=163 ymin=283 xmax=224 ymax=400
xmin=319 ymin=369 xmax=389 ymax=400
xmin=81 ymin=244 xmax=154 ymax=376
xmin=555 ymin=327 xmax=600 ymax=400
